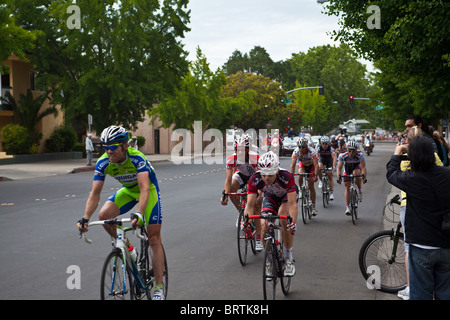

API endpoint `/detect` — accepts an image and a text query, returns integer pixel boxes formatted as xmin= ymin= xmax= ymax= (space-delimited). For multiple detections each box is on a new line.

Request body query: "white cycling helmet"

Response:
xmin=321 ymin=136 xmax=330 ymax=144
xmin=348 ymin=140 xmax=358 ymax=150
xmin=234 ymin=135 xmax=251 ymax=150
xmin=100 ymin=125 xmax=129 ymax=144
xmin=258 ymin=151 xmax=280 ymax=175
xmin=297 ymin=137 xmax=309 ymax=147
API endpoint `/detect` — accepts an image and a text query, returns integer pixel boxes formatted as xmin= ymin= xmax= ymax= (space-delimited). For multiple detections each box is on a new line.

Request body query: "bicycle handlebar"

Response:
xmin=293 ymin=172 xmax=315 ymax=177
xmin=245 ymin=214 xmax=292 ymax=223
xmin=338 ymin=174 xmax=365 ymax=180
xmin=80 ymin=217 xmax=147 ymax=244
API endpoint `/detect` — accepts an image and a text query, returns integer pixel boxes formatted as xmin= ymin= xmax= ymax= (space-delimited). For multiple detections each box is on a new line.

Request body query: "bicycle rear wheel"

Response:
xmin=144 ymin=242 xmax=169 ymax=299
xmin=359 ymin=229 xmax=407 ymax=293
xmin=262 ymin=243 xmax=277 ymax=300
xmin=237 ymin=210 xmax=249 ymax=265
xmin=101 ymin=249 xmax=134 ymax=300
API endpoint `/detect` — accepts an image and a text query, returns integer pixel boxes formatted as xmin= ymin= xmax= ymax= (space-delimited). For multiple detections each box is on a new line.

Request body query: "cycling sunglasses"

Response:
xmin=102 ymin=143 xmax=123 ymax=151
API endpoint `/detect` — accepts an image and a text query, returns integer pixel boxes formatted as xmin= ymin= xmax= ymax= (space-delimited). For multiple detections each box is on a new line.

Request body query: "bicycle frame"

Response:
xmin=245 ymin=214 xmax=292 ymax=299
xmin=83 ymin=218 xmax=148 ymax=297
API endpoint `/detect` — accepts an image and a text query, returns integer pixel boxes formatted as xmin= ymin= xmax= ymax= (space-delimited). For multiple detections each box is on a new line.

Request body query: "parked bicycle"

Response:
xmin=320 ymin=167 xmax=333 ymax=208
xmin=295 ymin=172 xmax=314 ymax=224
xmin=222 ymin=186 xmax=257 ymax=266
xmin=245 ymin=213 xmax=293 ymax=300
xmin=81 ymin=216 xmax=168 ymax=300
xmin=339 ymin=174 xmax=365 ymax=225
xmin=358 ymin=194 xmax=407 ymax=293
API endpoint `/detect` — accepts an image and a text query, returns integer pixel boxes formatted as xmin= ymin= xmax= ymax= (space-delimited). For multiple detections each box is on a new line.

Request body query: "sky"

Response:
xmin=181 ymin=0 xmax=373 ymax=72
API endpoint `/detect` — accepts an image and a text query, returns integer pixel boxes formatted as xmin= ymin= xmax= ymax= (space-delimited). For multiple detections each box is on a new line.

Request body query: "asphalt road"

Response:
xmin=0 ymin=142 xmax=399 ymax=300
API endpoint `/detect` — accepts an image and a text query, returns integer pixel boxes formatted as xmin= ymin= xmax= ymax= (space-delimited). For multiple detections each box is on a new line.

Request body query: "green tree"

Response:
xmin=149 ymin=47 xmax=253 ymax=132
xmin=10 ymin=0 xmax=190 ymax=134
xmin=324 ymin=0 xmax=450 ymax=125
xmin=289 ymin=44 xmax=372 ymax=129
xmin=0 ymin=0 xmax=37 ymax=62
xmin=293 ymin=82 xmax=330 ymax=134
xmin=221 ymin=71 xmax=285 ymax=130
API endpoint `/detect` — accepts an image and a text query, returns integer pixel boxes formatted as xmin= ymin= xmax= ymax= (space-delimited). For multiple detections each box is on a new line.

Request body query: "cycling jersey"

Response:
xmin=291 ymin=147 xmax=318 ymax=167
xmin=94 ymin=148 xmax=162 ymax=225
xmin=338 ymin=151 xmax=365 ymax=175
xmin=315 ymin=144 xmax=335 ymax=167
xmin=248 ymin=169 xmax=296 ymax=214
xmin=226 ymin=152 xmax=259 ymax=176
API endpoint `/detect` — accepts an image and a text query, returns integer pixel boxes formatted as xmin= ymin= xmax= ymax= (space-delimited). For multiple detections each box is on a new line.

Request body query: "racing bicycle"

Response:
xmin=222 ymin=187 xmax=257 ymax=266
xmin=320 ymin=167 xmax=333 ymax=208
xmin=339 ymin=174 xmax=365 ymax=225
xmin=359 ymin=194 xmax=407 ymax=293
xmin=81 ymin=216 xmax=168 ymax=300
xmin=245 ymin=214 xmax=293 ymax=300
xmin=295 ymin=172 xmax=314 ymax=224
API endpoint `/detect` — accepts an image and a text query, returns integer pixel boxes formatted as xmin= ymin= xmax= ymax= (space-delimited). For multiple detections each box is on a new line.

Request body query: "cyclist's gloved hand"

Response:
xmin=77 ymin=217 xmax=89 ymax=231
xmin=287 ymin=221 xmax=297 ymax=233
xmin=131 ymin=212 xmax=144 ymax=227
xmin=363 ymin=175 xmax=367 ymax=184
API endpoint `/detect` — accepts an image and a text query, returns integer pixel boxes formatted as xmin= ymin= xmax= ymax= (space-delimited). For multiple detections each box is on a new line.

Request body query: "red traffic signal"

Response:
xmin=349 ymin=95 xmax=354 ymax=103
xmin=287 ymin=117 xmax=291 ymax=121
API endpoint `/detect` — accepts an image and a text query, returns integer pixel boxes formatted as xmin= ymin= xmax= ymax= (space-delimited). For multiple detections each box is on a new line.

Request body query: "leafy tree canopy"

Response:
xmin=9 ymin=0 xmax=191 ymax=134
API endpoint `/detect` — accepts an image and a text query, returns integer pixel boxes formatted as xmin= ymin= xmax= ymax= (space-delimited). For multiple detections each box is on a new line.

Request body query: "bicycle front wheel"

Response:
xmin=101 ymin=249 xmax=134 ymax=300
xmin=301 ymin=187 xmax=309 ymax=224
xmin=358 ymin=230 xmax=407 ymax=293
xmin=280 ymin=243 xmax=291 ymax=296
xmin=322 ymin=177 xmax=329 ymax=208
xmin=350 ymin=188 xmax=358 ymax=225
xmin=263 ymin=243 xmax=277 ymax=300
xmin=237 ymin=210 xmax=249 ymax=265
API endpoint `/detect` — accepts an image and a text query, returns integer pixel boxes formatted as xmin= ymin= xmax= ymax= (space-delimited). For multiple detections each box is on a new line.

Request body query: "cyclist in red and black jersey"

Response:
xmin=245 ymin=151 xmax=298 ymax=277
xmin=221 ymin=135 xmax=262 ymax=250
xmin=337 ymin=140 xmax=368 ymax=216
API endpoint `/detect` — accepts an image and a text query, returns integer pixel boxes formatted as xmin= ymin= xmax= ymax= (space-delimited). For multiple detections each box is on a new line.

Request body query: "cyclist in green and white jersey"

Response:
xmin=77 ymin=125 xmax=165 ymax=300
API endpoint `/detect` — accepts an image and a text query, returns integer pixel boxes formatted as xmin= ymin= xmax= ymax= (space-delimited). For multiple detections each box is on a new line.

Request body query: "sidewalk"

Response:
xmin=0 ymin=154 xmax=172 ymax=181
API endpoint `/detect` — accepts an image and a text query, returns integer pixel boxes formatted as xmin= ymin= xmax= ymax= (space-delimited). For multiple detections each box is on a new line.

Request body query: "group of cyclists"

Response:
xmin=75 ymin=123 xmax=367 ymax=298
xmin=221 ymin=132 xmax=368 ymax=278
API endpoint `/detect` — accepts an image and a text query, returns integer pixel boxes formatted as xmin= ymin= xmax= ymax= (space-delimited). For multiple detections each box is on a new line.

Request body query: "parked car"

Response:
xmin=281 ymin=136 xmax=299 ymax=156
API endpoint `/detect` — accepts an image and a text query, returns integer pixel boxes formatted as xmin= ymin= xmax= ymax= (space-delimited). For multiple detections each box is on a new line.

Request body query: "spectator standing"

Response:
xmin=433 ymin=130 xmax=449 ymax=167
xmin=386 ymin=135 xmax=450 ymax=300
xmin=85 ymin=133 xmax=94 ymax=166
xmin=128 ymin=135 xmax=138 ymax=150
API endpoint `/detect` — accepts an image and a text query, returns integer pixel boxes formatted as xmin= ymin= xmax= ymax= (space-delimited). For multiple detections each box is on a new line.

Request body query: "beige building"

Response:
xmin=1 ymin=54 xmax=176 ymax=156
xmin=1 ymin=54 xmax=64 ymax=153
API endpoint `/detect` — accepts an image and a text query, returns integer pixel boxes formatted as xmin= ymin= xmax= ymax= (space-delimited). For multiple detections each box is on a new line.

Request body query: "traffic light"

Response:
xmin=349 ymin=95 xmax=354 ymax=104
xmin=319 ymin=83 xmax=324 ymax=95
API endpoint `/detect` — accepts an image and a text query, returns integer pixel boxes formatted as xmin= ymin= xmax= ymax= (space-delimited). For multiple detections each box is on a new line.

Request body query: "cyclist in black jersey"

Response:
xmin=315 ymin=136 xmax=337 ymax=200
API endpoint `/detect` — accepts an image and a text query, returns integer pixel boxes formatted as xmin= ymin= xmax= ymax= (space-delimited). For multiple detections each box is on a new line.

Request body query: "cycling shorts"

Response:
xmin=343 ymin=166 xmax=362 ymax=182
xmin=319 ymin=157 xmax=333 ymax=168
xmin=107 ymin=186 xmax=162 ymax=225
xmin=298 ymin=163 xmax=315 ymax=177
xmin=232 ymin=171 xmax=251 ymax=189
xmin=260 ymin=186 xmax=298 ymax=215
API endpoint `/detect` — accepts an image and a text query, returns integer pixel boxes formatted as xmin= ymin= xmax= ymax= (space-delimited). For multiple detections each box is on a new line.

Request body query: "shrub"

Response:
xmin=137 ymin=136 xmax=146 ymax=148
xmin=45 ymin=125 xmax=77 ymax=152
xmin=1 ymin=124 xmax=36 ymax=154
